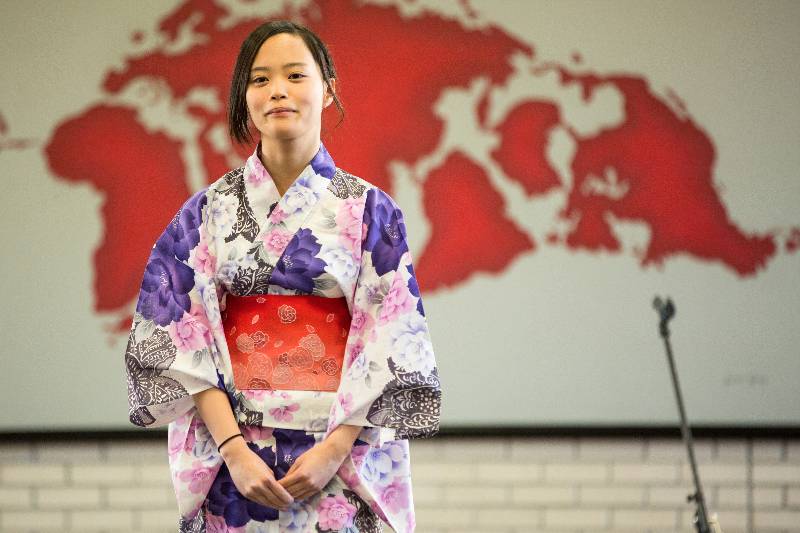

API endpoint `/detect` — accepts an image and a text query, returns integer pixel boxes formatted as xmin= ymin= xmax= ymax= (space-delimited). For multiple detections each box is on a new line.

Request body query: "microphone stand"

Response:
xmin=653 ymin=297 xmax=714 ymax=533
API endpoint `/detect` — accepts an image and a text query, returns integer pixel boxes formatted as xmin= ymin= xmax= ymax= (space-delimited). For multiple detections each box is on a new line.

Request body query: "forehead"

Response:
xmin=251 ymin=33 xmax=315 ymax=69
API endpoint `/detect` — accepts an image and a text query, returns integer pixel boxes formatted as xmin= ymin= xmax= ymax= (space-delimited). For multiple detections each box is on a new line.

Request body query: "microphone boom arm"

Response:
xmin=653 ymin=296 xmax=714 ymax=533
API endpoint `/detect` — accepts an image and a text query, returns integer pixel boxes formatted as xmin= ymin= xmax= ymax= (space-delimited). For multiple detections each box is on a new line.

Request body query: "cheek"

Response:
xmin=245 ymin=90 xmax=261 ymax=115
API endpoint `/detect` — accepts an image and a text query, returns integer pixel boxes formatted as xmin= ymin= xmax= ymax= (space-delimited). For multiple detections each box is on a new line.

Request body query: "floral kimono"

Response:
xmin=125 ymin=143 xmax=441 ymax=532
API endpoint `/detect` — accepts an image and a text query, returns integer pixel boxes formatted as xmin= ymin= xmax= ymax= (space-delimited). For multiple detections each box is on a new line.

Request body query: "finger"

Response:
xmin=266 ymin=477 xmax=294 ymax=506
xmin=245 ymin=480 xmax=277 ymax=507
xmin=284 ymin=475 xmax=322 ymax=501
xmin=245 ymin=484 xmax=284 ymax=510
xmin=279 ymin=478 xmax=311 ymax=500
xmin=278 ymin=472 xmax=305 ymax=491
xmin=294 ymin=487 xmax=320 ymax=501
xmin=245 ymin=474 xmax=291 ymax=510
xmin=259 ymin=470 xmax=292 ymax=506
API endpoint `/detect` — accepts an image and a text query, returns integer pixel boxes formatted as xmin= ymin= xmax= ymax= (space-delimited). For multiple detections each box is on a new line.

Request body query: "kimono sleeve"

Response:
xmin=125 ymin=189 xmax=222 ymax=428
xmin=329 ymin=188 xmax=441 ymax=440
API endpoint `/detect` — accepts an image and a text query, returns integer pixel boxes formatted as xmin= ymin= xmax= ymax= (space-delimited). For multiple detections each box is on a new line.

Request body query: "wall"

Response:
xmin=1 ymin=436 xmax=799 ymax=533
xmin=2 ymin=0 xmax=799 ymax=433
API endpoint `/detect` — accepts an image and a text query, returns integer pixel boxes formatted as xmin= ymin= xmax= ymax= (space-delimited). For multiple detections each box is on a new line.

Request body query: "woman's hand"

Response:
xmin=278 ymin=424 xmax=362 ymax=500
xmin=277 ymin=439 xmax=350 ymax=500
xmin=221 ymin=437 xmax=294 ymax=510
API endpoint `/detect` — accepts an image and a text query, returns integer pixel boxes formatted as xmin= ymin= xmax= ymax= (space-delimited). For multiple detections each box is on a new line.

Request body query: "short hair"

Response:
xmin=227 ymin=20 xmax=344 ymax=145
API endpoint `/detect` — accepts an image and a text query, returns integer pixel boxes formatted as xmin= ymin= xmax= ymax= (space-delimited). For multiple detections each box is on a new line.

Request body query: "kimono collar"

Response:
xmin=246 ymin=141 xmax=336 ymax=184
xmin=242 ymin=142 xmax=336 ymax=257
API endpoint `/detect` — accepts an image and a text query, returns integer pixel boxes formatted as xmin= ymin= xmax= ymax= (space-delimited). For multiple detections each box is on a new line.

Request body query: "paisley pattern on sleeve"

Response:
xmin=125 ymin=189 xmax=221 ymax=428
xmin=329 ymin=187 xmax=441 ymax=440
xmin=367 ymin=359 xmax=441 ymax=439
xmin=125 ymin=327 xmax=186 ymax=427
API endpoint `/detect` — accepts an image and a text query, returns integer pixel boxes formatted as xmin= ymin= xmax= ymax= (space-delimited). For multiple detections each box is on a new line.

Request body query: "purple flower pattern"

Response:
xmin=309 ymin=142 xmax=336 ymax=179
xmin=361 ymin=441 xmax=408 ymax=485
xmin=362 ymin=188 xmax=409 ymax=276
xmin=269 ymin=228 xmax=327 ymax=293
xmin=406 ymin=263 xmax=425 ymax=316
xmin=137 ymin=190 xmax=206 ymax=326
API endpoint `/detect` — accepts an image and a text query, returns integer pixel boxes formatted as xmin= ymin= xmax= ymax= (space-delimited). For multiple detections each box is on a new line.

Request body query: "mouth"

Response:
xmin=267 ymin=108 xmax=296 ymax=115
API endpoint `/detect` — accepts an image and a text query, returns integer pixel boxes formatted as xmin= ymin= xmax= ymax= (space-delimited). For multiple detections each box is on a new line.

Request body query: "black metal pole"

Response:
xmin=653 ymin=297 xmax=712 ymax=533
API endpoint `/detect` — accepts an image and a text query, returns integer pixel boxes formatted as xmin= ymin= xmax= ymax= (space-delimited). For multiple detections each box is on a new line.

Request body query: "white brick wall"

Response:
xmin=0 ymin=436 xmax=798 ymax=533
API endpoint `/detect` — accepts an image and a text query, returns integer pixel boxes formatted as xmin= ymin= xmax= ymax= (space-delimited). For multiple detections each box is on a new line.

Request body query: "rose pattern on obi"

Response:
xmin=125 ymin=142 xmax=440 ymax=532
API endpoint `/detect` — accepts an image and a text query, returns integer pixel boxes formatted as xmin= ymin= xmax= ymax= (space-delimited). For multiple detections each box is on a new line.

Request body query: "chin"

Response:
xmin=261 ymin=128 xmax=302 ymax=142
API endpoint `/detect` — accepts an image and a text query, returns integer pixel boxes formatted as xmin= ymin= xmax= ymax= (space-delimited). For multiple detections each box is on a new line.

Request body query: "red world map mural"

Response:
xmin=42 ymin=0 xmax=796 ymax=329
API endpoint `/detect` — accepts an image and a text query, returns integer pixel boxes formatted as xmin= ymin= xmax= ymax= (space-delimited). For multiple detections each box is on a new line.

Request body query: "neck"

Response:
xmin=259 ymin=134 xmax=320 ymax=196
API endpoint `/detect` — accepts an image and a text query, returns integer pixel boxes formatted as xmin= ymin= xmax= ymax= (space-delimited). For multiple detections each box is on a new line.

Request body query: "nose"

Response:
xmin=269 ymin=79 xmax=288 ymax=100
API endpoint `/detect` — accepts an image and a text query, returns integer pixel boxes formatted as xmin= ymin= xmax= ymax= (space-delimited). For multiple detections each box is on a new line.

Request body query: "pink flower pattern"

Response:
xmin=168 ymin=414 xmax=194 ymax=459
xmin=336 ymin=198 xmax=365 ymax=256
xmin=241 ymin=389 xmax=272 ymax=402
xmin=262 ymin=228 xmax=293 ymax=254
xmin=178 ymin=460 xmax=215 ymax=495
xmin=191 ymin=241 xmax=216 ymax=278
xmin=378 ymin=274 xmax=414 ymax=325
xmin=268 ymin=403 xmax=300 ymax=422
xmin=349 ymin=306 xmax=375 ymax=340
xmin=245 ymin=155 xmax=271 ymax=187
xmin=345 ymin=338 xmax=365 ymax=368
xmin=379 ymin=479 xmax=410 ymax=514
xmin=317 ymin=495 xmax=357 ymax=531
xmin=338 ymin=392 xmax=354 ymax=417
xmin=168 ymin=304 xmax=212 ymax=352
xmin=240 ymin=426 xmax=273 ymax=442
xmin=206 ymin=512 xmax=245 ymax=533
xmin=269 ymin=205 xmax=288 ymax=224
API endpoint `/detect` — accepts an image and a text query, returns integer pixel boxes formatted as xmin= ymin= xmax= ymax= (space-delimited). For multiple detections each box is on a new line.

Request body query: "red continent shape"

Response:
xmin=555 ymin=72 xmax=776 ymax=275
xmin=57 ymin=0 xmax=534 ymax=315
xmin=101 ymin=0 xmax=533 ymax=193
xmin=491 ymin=100 xmax=562 ymax=196
xmin=415 ymin=151 xmax=535 ymax=290
xmin=45 ymin=105 xmax=190 ymax=313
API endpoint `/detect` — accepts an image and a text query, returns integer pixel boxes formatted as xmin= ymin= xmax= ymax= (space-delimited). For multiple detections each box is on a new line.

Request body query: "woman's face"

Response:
xmin=245 ymin=33 xmax=334 ymax=145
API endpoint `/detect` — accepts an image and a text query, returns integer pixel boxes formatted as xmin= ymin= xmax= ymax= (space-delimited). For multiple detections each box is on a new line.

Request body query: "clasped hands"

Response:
xmin=220 ymin=426 xmax=359 ymax=510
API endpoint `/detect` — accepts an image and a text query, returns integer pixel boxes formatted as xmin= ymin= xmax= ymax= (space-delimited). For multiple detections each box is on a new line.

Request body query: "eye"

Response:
xmin=250 ymin=76 xmax=268 ymax=85
xmin=289 ymin=73 xmax=306 ymax=80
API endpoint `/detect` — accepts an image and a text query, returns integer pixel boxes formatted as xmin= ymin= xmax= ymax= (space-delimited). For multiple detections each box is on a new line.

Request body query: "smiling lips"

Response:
xmin=268 ymin=107 xmax=295 ymax=115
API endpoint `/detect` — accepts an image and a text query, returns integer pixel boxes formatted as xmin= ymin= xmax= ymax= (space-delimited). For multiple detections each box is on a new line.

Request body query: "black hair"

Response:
xmin=227 ymin=20 xmax=344 ymax=145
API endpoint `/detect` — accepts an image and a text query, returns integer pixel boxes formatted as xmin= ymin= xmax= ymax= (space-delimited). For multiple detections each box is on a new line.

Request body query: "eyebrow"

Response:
xmin=251 ymin=62 xmax=308 ymax=72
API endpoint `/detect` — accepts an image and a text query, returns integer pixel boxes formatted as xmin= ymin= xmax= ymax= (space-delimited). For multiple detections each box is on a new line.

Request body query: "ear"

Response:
xmin=323 ymin=78 xmax=336 ymax=109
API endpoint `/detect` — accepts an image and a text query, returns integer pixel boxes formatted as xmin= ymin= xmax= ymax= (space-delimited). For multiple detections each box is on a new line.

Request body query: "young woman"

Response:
xmin=124 ymin=20 xmax=440 ymax=533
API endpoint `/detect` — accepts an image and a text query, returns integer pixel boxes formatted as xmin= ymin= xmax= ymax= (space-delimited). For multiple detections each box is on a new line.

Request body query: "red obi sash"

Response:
xmin=222 ymin=295 xmax=351 ymax=392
